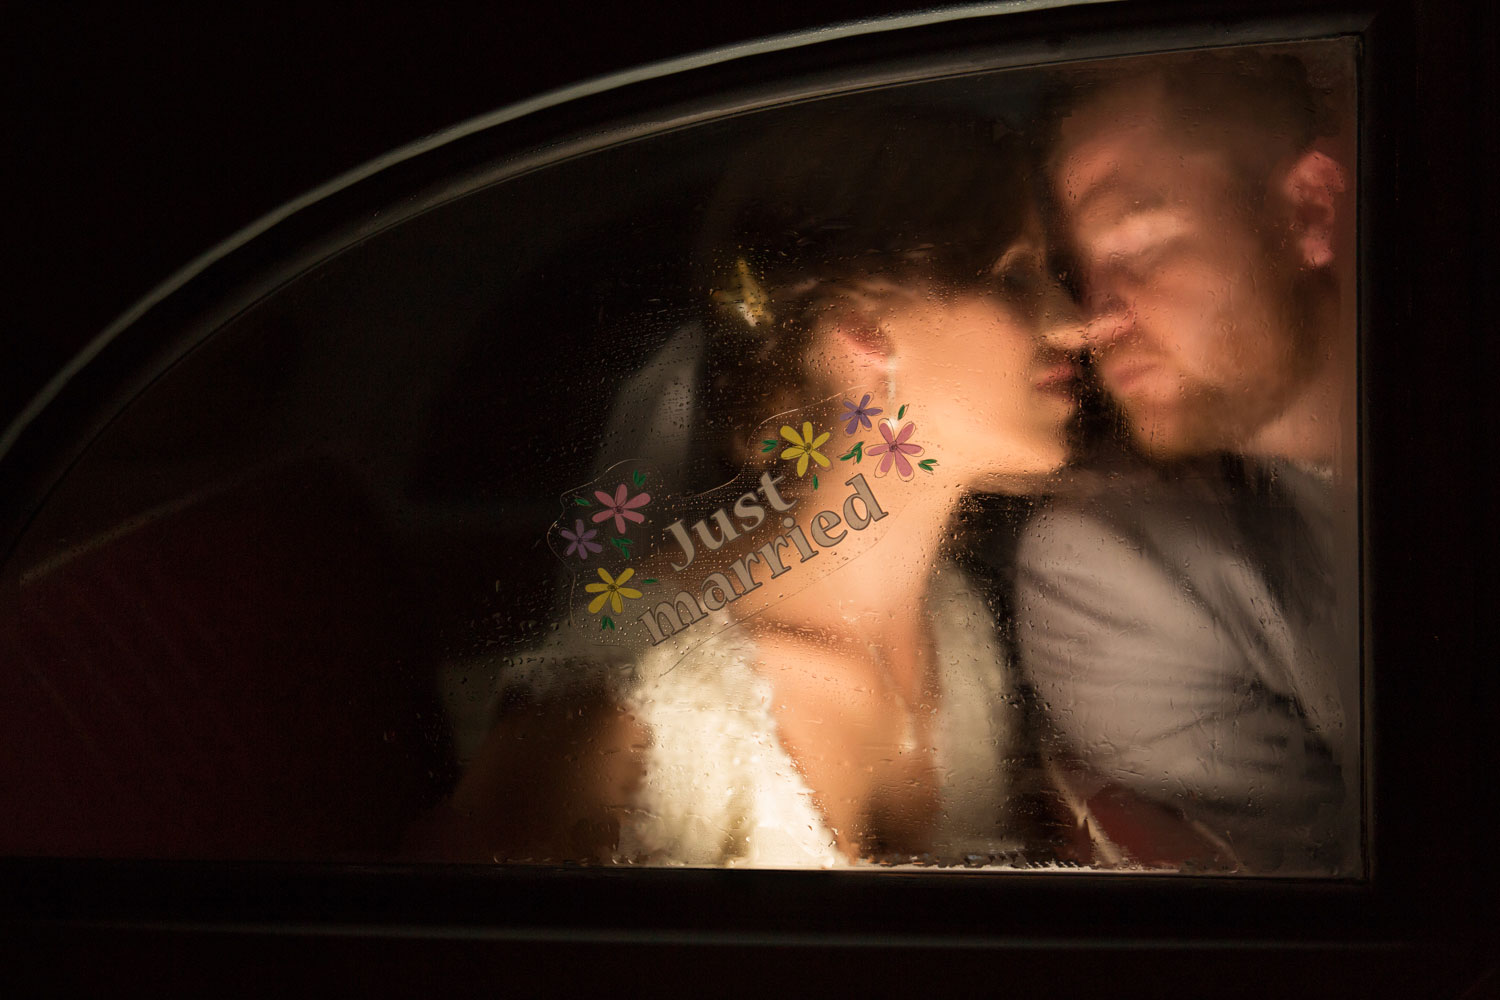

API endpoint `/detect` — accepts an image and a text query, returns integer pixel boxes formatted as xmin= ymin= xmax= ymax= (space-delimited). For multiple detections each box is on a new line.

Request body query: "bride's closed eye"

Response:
xmin=993 ymin=244 xmax=1046 ymax=297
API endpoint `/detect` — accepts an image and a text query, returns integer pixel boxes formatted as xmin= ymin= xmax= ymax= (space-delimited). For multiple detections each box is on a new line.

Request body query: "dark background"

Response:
xmin=3 ymin=1 xmax=923 ymax=435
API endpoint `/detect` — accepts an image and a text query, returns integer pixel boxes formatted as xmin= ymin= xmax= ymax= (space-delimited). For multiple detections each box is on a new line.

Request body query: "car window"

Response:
xmin=1 ymin=38 xmax=1360 ymax=875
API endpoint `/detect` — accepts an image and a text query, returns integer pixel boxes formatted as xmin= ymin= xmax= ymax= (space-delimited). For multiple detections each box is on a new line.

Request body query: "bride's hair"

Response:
xmin=693 ymin=104 xmax=1037 ymax=475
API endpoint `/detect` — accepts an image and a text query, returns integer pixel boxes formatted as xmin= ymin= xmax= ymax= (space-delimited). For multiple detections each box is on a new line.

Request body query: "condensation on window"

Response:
xmin=0 ymin=38 xmax=1359 ymax=874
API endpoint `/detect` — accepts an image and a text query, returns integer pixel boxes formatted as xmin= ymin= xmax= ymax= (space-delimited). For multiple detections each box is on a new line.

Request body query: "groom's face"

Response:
xmin=1049 ymin=80 xmax=1309 ymax=458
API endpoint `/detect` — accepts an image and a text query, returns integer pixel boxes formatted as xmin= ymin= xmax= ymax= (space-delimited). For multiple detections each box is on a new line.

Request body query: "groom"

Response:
xmin=1014 ymin=47 xmax=1360 ymax=873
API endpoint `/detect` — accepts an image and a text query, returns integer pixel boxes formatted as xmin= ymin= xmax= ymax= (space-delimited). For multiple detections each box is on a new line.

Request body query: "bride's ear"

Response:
xmin=812 ymin=311 xmax=892 ymax=388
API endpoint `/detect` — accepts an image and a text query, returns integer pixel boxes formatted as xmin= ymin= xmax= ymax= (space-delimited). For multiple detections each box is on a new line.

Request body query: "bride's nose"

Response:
xmin=1037 ymin=283 xmax=1089 ymax=351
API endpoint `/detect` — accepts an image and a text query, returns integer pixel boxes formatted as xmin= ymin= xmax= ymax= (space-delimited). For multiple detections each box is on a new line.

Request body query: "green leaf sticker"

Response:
xmin=811 ymin=474 xmax=819 ymax=490
xmin=917 ymin=458 xmax=937 ymax=472
xmin=573 ymin=497 xmax=591 ymax=506
xmin=761 ymin=439 xmax=779 ymax=453
xmin=632 ymin=469 xmax=646 ymax=487
xmin=642 ymin=578 xmax=658 ymax=585
xmin=897 ymin=403 xmax=908 ymax=420
xmin=610 ymin=537 xmax=634 ymax=558
xmin=601 ymin=616 xmax=615 ymax=630
xmin=839 ymin=441 xmax=864 ymax=463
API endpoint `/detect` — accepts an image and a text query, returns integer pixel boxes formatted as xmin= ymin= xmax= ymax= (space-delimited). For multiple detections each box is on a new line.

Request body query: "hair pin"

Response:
xmin=711 ymin=257 xmax=774 ymax=329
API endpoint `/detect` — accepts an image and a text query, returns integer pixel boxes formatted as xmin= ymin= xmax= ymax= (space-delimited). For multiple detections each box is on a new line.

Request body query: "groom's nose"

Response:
xmin=1048 ymin=297 xmax=1134 ymax=353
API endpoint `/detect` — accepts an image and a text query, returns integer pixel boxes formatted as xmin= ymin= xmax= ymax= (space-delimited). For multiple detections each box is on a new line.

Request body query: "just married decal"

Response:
xmin=546 ymin=393 xmax=935 ymax=646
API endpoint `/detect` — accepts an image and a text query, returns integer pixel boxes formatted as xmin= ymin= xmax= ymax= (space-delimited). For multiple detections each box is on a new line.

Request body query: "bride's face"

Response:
xmin=803 ymin=246 xmax=1080 ymax=489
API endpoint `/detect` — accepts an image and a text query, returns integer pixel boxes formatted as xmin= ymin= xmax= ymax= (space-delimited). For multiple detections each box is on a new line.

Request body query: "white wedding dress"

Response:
xmin=490 ymin=564 xmax=1023 ymax=868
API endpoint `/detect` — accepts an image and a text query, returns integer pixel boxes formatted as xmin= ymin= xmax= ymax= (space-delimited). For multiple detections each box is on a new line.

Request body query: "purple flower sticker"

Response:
xmin=841 ymin=393 xmax=883 ymax=435
xmin=592 ymin=483 xmax=652 ymax=534
xmin=559 ymin=518 xmax=602 ymax=561
xmin=866 ymin=420 xmax=924 ymax=480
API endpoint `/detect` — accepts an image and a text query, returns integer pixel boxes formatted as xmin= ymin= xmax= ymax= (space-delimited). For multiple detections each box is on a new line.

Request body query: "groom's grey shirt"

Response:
xmin=1015 ymin=454 xmax=1360 ymax=873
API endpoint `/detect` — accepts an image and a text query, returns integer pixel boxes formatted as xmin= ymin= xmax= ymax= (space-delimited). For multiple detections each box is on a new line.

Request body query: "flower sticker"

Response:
xmin=840 ymin=394 xmax=883 ymax=435
xmin=592 ymin=483 xmax=652 ymax=534
xmin=866 ymin=420 xmax=924 ymax=480
xmin=559 ymin=519 xmax=602 ymax=561
xmin=585 ymin=567 xmax=642 ymax=615
xmin=780 ymin=421 xmax=831 ymax=477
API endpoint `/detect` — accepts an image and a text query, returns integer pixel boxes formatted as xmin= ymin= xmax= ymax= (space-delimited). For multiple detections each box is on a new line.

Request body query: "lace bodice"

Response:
xmin=495 ymin=565 xmax=1021 ymax=868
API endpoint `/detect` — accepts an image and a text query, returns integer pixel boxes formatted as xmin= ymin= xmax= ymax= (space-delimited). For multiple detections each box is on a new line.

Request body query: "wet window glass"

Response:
xmin=1 ymin=38 xmax=1359 ymax=874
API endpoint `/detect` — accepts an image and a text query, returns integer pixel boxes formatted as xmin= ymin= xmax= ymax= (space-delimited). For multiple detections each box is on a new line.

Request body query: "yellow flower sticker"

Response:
xmin=585 ymin=567 xmax=643 ymax=615
xmin=780 ymin=421 xmax=831 ymax=478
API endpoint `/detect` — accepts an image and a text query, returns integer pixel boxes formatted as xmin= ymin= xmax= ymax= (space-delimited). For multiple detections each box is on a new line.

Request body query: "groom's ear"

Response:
xmin=1276 ymin=148 xmax=1347 ymax=269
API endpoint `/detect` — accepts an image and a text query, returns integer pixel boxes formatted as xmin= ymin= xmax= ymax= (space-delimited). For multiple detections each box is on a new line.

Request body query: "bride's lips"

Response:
xmin=1031 ymin=359 xmax=1079 ymax=396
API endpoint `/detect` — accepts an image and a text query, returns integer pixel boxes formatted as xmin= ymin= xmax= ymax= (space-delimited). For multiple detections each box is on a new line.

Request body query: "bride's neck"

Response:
xmin=742 ymin=479 xmax=960 ymax=653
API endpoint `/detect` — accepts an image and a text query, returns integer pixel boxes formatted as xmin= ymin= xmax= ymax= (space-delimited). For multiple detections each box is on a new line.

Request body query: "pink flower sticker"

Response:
xmin=865 ymin=420 xmax=924 ymax=480
xmin=592 ymin=483 xmax=652 ymax=534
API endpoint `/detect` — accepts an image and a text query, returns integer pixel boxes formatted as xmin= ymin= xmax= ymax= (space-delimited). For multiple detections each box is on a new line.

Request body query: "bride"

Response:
xmin=427 ymin=107 xmax=1084 ymax=867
